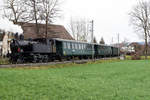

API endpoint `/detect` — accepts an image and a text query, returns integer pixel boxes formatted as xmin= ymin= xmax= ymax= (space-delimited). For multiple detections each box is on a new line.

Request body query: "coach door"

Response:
xmin=49 ymin=39 xmax=56 ymax=53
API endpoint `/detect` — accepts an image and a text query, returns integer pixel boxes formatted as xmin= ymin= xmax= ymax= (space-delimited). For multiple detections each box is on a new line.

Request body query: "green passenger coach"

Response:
xmin=54 ymin=38 xmax=94 ymax=59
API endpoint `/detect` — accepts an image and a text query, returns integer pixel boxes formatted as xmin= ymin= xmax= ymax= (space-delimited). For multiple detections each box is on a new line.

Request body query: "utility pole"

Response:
xmin=91 ymin=20 xmax=94 ymax=60
xmin=112 ymin=37 xmax=113 ymax=45
xmin=117 ymin=33 xmax=120 ymax=57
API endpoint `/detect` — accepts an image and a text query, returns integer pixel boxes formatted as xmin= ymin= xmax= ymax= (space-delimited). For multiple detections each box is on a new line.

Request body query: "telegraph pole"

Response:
xmin=112 ymin=37 xmax=114 ymax=45
xmin=117 ymin=33 xmax=120 ymax=57
xmin=91 ymin=20 xmax=94 ymax=60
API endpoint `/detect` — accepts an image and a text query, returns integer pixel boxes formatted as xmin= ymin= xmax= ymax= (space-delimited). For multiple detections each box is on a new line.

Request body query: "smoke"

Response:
xmin=0 ymin=18 xmax=23 ymax=34
xmin=0 ymin=0 xmax=23 ymax=34
xmin=0 ymin=0 xmax=4 ymax=18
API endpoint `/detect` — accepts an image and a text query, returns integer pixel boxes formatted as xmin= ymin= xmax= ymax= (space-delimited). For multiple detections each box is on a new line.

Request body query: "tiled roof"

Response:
xmin=17 ymin=22 xmax=74 ymax=40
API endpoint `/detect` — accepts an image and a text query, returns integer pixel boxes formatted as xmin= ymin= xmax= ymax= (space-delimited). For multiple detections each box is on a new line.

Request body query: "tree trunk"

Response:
xmin=45 ymin=16 xmax=48 ymax=38
xmin=33 ymin=0 xmax=39 ymax=35
xmin=144 ymin=29 xmax=148 ymax=59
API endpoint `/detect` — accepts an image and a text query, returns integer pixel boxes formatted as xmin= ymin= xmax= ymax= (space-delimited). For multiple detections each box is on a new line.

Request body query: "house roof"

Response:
xmin=130 ymin=42 xmax=150 ymax=46
xmin=17 ymin=22 xmax=74 ymax=40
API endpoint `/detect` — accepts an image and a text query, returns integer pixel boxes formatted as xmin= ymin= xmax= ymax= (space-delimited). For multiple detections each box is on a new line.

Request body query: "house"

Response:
xmin=111 ymin=42 xmax=135 ymax=55
xmin=0 ymin=32 xmax=3 ymax=56
xmin=17 ymin=22 xmax=74 ymax=40
xmin=129 ymin=42 xmax=150 ymax=55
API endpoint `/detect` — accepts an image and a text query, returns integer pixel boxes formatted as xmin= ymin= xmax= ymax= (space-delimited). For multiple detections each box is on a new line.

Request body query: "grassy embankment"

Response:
xmin=0 ymin=60 xmax=150 ymax=100
xmin=125 ymin=55 xmax=150 ymax=60
xmin=0 ymin=58 xmax=9 ymax=65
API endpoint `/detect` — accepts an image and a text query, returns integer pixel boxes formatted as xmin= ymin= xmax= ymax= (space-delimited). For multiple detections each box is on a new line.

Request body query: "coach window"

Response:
xmin=79 ymin=44 xmax=81 ymax=49
xmin=73 ymin=43 xmax=75 ymax=49
xmin=90 ymin=45 xmax=92 ymax=50
xmin=67 ymin=42 xmax=70 ymax=49
xmin=83 ymin=44 xmax=84 ymax=49
xmin=81 ymin=44 xmax=83 ymax=50
xmin=80 ymin=44 xmax=82 ymax=50
xmin=72 ymin=43 xmax=74 ymax=49
xmin=75 ymin=43 xmax=78 ymax=49
xmin=77 ymin=43 xmax=79 ymax=49
xmin=79 ymin=44 xmax=80 ymax=49
xmin=74 ymin=43 xmax=76 ymax=49
xmin=74 ymin=43 xmax=77 ymax=49
xmin=64 ymin=42 xmax=67 ymax=49
xmin=84 ymin=44 xmax=86 ymax=49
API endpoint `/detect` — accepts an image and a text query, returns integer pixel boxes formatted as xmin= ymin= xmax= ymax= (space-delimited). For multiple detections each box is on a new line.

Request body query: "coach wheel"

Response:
xmin=66 ymin=56 xmax=71 ymax=61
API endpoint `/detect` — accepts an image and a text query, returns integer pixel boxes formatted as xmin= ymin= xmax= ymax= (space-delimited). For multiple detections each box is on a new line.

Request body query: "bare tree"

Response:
xmin=3 ymin=0 xmax=61 ymax=36
xmin=40 ymin=0 xmax=61 ymax=38
xmin=68 ymin=18 xmax=90 ymax=42
xmin=129 ymin=0 xmax=150 ymax=59
xmin=99 ymin=37 xmax=105 ymax=44
xmin=25 ymin=0 xmax=44 ymax=34
xmin=3 ymin=0 xmax=27 ymax=23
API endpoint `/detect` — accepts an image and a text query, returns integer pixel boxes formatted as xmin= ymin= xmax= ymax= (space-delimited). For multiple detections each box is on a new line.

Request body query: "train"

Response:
xmin=10 ymin=38 xmax=120 ymax=63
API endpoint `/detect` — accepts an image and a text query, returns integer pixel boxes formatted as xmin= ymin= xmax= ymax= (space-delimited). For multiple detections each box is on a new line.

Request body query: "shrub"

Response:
xmin=131 ymin=54 xmax=141 ymax=60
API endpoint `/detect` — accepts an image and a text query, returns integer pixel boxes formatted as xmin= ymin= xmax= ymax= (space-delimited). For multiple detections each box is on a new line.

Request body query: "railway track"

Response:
xmin=0 ymin=59 xmax=93 ymax=68
xmin=0 ymin=57 xmax=120 ymax=68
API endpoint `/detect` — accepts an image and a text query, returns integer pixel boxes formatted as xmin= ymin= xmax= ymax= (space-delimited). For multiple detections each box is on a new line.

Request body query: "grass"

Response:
xmin=0 ymin=60 xmax=150 ymax=100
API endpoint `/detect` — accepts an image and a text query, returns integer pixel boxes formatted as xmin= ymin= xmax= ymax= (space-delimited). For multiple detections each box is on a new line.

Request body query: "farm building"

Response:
xmin=0 ymin=32 xmax=3 ymax=56
xmin=17 ymin=22 xmax=74 ymax=40
xmin=0 ymin=22 xmax=74 ymax=56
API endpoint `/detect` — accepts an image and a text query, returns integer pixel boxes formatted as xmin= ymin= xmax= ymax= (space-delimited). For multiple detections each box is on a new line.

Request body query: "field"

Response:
xmin=0 ymin=60 xmax=150 ymax=100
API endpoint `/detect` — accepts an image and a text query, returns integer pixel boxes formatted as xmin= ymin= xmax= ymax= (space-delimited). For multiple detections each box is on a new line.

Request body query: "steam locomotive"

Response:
xmin=10 ymin=37 xmax=120 ymax=63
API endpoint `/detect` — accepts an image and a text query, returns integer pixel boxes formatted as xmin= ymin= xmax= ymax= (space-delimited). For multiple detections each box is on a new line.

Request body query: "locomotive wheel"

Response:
xmin=32 ymin=55 xmax=37 ymax=63
xmin=43 ymin=55 xmax=48 ymax=63
xmin=16 ymin=57 xmax=24 ymax=64
xmin=59 ymin=57 xmax=64 ymax=62
xmin=79 ymin=56 xmax=82 ymax=60
xmin=38 ymin=59 xmax=43 ymax=63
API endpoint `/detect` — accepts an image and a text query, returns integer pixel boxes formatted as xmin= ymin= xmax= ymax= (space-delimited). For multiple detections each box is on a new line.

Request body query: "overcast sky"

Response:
xmin=56 ymin=0 xmax=142 ymax=44
xmin=0 ymin=0 xmax=143 ymax=44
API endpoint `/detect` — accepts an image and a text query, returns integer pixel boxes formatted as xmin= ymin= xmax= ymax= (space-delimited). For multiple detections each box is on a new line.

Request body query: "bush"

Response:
xmin=125 ymin=55 xmax=132 ymax=60
xmin=131 ymin=54 xmax=141 ymax=60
